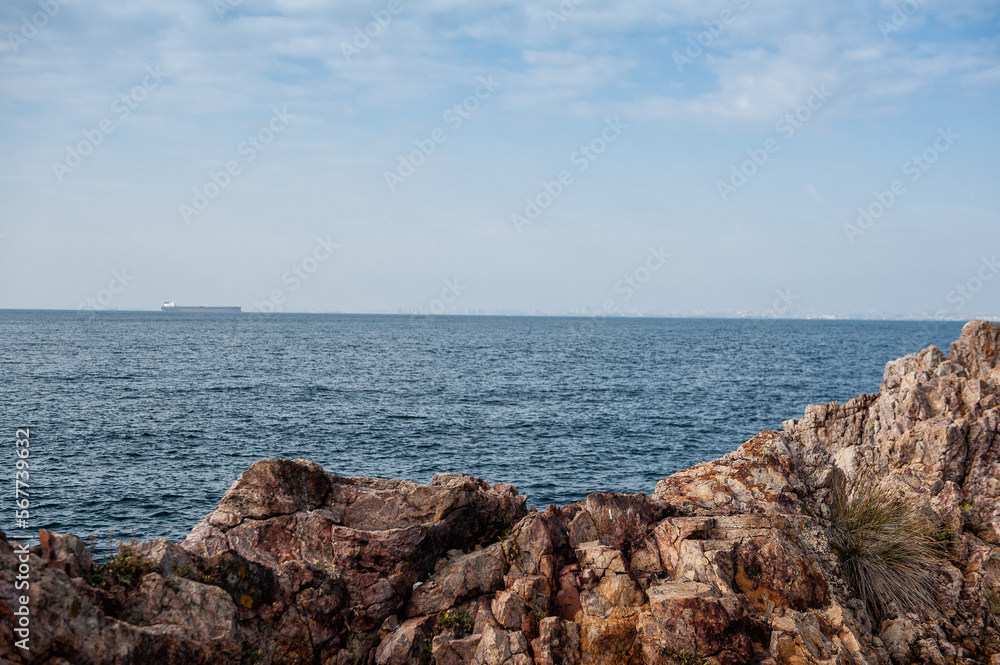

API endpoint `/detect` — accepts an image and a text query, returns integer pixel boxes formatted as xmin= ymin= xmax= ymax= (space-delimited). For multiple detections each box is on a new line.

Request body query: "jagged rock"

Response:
xmin=37 ymin=530 xmax=92 ymax=578
xmin=733 ymin=531 xmax=828 ymax=612
xmin=408 ymin=544 xmax=507 ymax=616
xmin=554 ymin=564 xmax=584 ymax=620
xmin=504 ymin=509 xmax=570 ymax=584
xmin=652 ymin=430 xmax=805 ymax=515
xmin=474 ymin=623 xmax=510 ymax=665
xmin=531 ymin=616 xmax=581 ymax=665
xmin=374 ymin=615 xmax=434 ymax=665
xmin=133 ymin=537 xmax=197 ymax=578
xmin=880 ymin=616 xmax=918 ymax=663
xmin=432 ymin=633 xmax=482 ymax=665
xmin=120 ymin=572 xmax=239 ymax=646
xmin=579 ymin=609 xmax=645 ymax=665
xmin=492 ymin=590 xmax=526 ymax=630
xmin=6 ymin=321 xmax=1000 ymax=664
xmin=642 ymin=581 xmax=753 ymax=662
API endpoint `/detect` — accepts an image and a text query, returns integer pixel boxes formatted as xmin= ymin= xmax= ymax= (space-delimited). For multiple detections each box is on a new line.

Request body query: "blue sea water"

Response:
xmin=0 ymin=311 xmax=964 ymax=544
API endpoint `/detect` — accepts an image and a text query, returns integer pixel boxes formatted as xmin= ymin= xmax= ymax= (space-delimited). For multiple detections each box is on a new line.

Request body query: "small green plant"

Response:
xmin=829 ymin=470 xmax=946 ymax=621
xmin=530 ymin=609 xmax=548 ymax=621
xmin=438 ymin=608 xmax=474 ymax=637
xmin=242 ymin=639 xmax=266 ymax=663
xmin=198 ymin=571 xmax=219 ymax=585
xmin=173 ymin=564 xmax=192 ymax=577
xmin=421 ymin=629 xmax=440 ymax=654
xmin=961 ymin=502 xmax=977 ymax=512
xmin=83 ymin=569 xmax=108 ymax=589
xmin=664 ymin=647 xmax=706 ymax=665
xmin=932 ymin=527 xmax=953 ymax=546
xmin=83 ymin=541 xmax=153 ymax=591
xmin=103 ymin=545 xmax=153 ymax=589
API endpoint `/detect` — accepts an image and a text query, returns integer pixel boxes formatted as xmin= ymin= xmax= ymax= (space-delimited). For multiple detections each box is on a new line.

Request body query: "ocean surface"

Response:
xmin=0 ymin=311 xmax=965 ymax=545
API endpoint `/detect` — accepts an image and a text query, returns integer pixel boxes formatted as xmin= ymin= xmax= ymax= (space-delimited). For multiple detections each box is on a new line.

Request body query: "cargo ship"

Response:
xmin=161 ymin=301 xmax=242 ymax=313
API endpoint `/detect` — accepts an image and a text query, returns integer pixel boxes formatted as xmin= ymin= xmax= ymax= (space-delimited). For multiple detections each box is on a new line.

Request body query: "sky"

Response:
xmin=1 ymin=0 xmax=998 ymax=318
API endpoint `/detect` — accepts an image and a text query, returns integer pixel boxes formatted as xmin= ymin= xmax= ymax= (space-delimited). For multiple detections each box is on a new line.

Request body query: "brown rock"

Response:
xmin=432 ymin=633 xmax=481 ymax=665
xmin=532 ymin=616 xmax=581 ymax=665
xmin=492 ymin=590 xmax=526 ymax=630
xmin=38 ymin=529 xmax=92 ymax=577
xmin=652 ymin=431 xmax=806 ymax=516
xmin=474 ymin=623 xmax=511 ymax=665
xmin=374 ymin=615 xmax=434 ymax=665
xmin=651 ymin=517 xmax=714 ymax=578
xmin=642 ymin=581 xmax=753 ymax=662
xmin=408 ymin=543 xmax=507 ymax=616
xmin=506 ymin=574 xmax=552 ymax=614
xmin=733 ymin=531 xmax=827 ymax=612
xmin=768 ymin=610 xmax=857 ymax=665
xmin=505 ymin=510 xmax=570 ymax=584
xmin=949 ymin=320 xmax=1000 ymax=379
xmin=579 ymin=611 xmax=645 ymax=665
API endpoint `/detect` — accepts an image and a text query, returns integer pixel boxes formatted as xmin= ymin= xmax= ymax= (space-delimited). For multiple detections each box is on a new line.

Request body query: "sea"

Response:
xmin=0 ymin=311 xmax=965 ymax=546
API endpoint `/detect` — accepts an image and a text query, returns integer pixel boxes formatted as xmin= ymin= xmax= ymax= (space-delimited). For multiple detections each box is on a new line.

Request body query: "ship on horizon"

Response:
xmin=161 ymin=301 xmax=242 ymax=313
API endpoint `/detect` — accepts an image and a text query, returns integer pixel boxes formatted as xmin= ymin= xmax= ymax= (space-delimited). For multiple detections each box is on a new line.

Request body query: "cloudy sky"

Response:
xmin=1 ymin=0 xmax=998 ymax=317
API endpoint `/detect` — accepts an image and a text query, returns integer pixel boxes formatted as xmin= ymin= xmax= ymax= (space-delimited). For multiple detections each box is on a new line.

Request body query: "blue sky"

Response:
xmin=1 ymin=0 xmax=998 ymax=317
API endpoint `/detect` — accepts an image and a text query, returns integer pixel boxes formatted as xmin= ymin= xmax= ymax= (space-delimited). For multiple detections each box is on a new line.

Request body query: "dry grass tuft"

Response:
xmin=829 ymin=469 xmax=946 ymax=622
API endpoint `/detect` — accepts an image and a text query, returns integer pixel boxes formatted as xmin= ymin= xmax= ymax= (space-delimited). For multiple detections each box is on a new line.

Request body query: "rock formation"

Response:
xmin=4 ymin=320 xmax=1000 ymax=664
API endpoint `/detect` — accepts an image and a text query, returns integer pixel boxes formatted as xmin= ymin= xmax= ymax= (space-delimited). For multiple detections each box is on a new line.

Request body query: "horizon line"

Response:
xmin=0 ymin=308 xmax=994 ymax=323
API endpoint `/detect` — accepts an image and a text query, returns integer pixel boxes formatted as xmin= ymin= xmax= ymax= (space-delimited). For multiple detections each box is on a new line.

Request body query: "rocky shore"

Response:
xmin=4 ymin=320 xmax=1000 ymax=664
